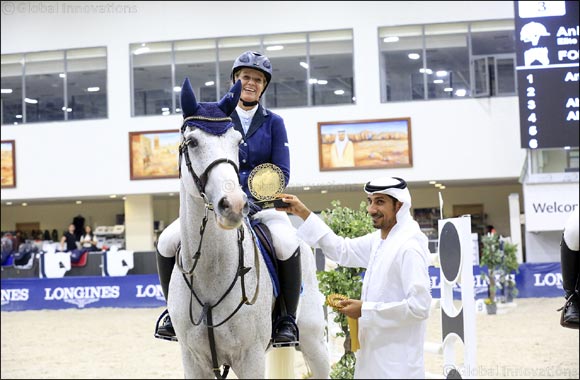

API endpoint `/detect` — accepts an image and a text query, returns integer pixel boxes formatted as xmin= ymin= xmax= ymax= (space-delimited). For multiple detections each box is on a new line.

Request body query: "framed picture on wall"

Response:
xmin=1 ymin=140 xmax=16 ymax=188
xmin=318 ymin=118 xmax=413 ymax=171
xmin=129 ymin=130 xmax=180 ymax=180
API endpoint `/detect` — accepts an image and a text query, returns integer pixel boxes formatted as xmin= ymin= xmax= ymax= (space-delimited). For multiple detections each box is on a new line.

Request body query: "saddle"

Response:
xmin=249 ymin=219 xmax=280 ymax=298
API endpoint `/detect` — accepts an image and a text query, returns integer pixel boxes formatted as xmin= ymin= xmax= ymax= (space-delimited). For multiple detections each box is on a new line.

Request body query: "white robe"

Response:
xmin=297 ymin=211 xmax=432 ymax=379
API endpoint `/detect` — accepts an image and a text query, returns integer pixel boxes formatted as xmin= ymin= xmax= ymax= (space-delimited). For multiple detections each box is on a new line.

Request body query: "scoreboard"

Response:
xmin=514 ymin=1 xmax=579 ymax=149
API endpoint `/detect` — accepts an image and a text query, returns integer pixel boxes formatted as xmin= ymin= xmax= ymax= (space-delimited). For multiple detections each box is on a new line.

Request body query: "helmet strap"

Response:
xmin=242 ymin=100 xmax=259 ymax=107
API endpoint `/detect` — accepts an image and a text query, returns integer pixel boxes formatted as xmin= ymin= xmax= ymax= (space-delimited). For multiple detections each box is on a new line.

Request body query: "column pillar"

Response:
xmin=124 ymin=194 xmax=155 ymax=251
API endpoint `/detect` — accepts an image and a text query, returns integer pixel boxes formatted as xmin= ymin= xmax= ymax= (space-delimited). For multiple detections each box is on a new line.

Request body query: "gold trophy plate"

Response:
xmin=248 ymin=163 xmax=289 ymax=209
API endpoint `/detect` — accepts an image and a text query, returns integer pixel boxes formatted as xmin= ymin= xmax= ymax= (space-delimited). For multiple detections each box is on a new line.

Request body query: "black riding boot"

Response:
xmin=272 ymin=248 xmax=301 ymax=347
xmin=559 ymin=235 xmax=579 ymax=329
xmin=154 ymin=249 xmax=178 ymax=341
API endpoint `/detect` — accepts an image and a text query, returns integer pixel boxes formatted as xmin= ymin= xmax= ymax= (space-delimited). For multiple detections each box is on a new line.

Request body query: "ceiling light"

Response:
xmin=1 ymin=88 xmax=13 ymax=94
xmin=133 ymin=46 xmax=150 ymax=55
xmin=408 ymin=53 xmax=420 ymax=60
xmin=308 ymin=78 xmax=318 ymax=84
xmin=320 ymin=190 xmax=328 ymax=194
xmin=76 ymin=201 xmax=82 ymax=204
xmin=169 ymin=193 xmax=175 ymax=196
xmin=436 ymin=70 xmax=448 ymax=77
xmin=161 ymin=107 xmax=169 ymax=112
xmin=22 ymin=203 xmax=28 ymax=206
xmin=383 ymin=36 xmax=399 ymax=43
xmin=266 ymin=45 xmax=284 ymax=51
xmin=59 ymin=73 xmax=66 ymax=78
xmin=162 ymin=111 xmax=170 ymax=116
xmin=317 ymin=79 xmax=328 ymax=85
xmin=204 ymin=81 xmax=215 ymax=87
xmin=444 ymin=87 xmax=453 ymax=92
xmin=15 ymin=115 xmax=22 ymax=119
xmin=455 ymin=89 xmax=467 ymax=97
xmin=24 ymin=97 xmax=38 ymax=104
xmin=433 ymin=79 xmax=444 ymax=84
xmin=334 ymin=89 xmax=345 ymax=95
xmin=303 ymin=186 xmax=311 ymax=191
xmin=87 ymin=87 xmax=100 ymax=92
xmin=299 ymin=62 xmax=309 ymax=69
xmin=419 ymin=68 xmax=433 ymax=75
xmin=439 ymin=186 xmax=446 ymax=189
xmin=429 ymin=181 xmax=436 ymax=185
xmin=173 ymin=86 xmax=181 ymax=92
xmin=6 ymin=202 xmax=12 ymax=206
xmin=109 ymin=195 xmax=117 ymax=199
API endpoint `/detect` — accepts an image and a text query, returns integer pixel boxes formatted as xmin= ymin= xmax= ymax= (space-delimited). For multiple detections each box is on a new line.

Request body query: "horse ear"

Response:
xmin=180 ymin=77 xmax=198 ymax=117
xmin=217 ymin=80 xmax=241 ymax=116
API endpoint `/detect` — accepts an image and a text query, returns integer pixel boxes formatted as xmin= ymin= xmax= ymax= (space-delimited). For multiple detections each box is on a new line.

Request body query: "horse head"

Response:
xmin=179 ymin=77 xmax=248 ymax=229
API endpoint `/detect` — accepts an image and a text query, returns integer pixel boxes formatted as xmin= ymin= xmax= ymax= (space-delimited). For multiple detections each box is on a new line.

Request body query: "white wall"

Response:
xmin=0 ymin=1 xmax=522 ymax=203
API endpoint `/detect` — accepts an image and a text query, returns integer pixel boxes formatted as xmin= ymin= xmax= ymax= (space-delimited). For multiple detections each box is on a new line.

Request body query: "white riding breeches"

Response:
xmin=157 ymin=209 xmax=300 ymax=261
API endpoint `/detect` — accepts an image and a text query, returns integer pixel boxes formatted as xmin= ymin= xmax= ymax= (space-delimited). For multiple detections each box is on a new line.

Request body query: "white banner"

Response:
xmin=523 ymin=182 xmax=579 ymax=231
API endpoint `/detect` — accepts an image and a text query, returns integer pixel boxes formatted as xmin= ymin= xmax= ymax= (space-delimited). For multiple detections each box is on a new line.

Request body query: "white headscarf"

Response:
xmin=364 ymin=176 xmax=430 ymax=259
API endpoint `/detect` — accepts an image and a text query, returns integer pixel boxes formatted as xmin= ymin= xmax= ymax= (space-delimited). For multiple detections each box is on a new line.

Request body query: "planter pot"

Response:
xmin=486 ymin=303 xmax=497 ymax=315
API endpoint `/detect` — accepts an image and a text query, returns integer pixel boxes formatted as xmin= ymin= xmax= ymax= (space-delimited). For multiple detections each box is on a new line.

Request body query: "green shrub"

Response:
xmin=316 ymin=200 xmax=373 ymax=379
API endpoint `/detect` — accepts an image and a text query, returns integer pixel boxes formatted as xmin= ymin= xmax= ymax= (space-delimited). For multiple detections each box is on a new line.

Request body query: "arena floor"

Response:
xmin=1 ymin=297 xmax=578 ymax=379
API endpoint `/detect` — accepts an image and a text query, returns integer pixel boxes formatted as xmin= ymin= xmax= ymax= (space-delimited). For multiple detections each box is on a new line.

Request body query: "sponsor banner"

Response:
xmin=429 ymin=262 xmax=563 ymax=299
xmin=1 ymin=274 xmax=165 ymax=312
xmin=0 ymin=263 xmax=565 ymax=311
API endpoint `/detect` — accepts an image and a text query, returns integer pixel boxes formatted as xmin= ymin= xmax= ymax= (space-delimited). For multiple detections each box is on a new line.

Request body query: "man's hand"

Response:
xmin=338 ymin=299 xmax=362 ymax=319
xmin=275 ymin=193 xmax=312 ymax=221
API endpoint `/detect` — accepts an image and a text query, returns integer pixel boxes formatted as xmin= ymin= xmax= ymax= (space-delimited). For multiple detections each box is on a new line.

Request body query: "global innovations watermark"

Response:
xmin=443 ymin=363 xmax=579 ymax=378
xmin=1 ymin=1 xmax=138 ymax=16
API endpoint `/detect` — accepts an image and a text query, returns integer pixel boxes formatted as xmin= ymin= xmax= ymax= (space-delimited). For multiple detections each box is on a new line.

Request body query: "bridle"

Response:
xmin=176 ymin=116 xmax=261 ymax=379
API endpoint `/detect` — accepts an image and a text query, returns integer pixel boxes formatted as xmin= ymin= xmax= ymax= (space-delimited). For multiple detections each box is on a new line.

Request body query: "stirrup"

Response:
xmin=154 ymin=309 xmax=178 ymax=342
xmin=271 ymin=316 xmax=299 ymax=348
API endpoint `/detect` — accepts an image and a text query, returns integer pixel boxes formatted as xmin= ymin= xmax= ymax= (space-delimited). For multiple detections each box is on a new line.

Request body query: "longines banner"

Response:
xmin=523 ymin=182 xmax=579 ymax=231
xmin=0 ymin=263 xmax=566 ymax=312
xmin=1 ymin=274 xmax=165 ymax=312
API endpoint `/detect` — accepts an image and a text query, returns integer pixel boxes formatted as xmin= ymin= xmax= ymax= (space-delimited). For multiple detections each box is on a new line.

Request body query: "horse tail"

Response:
xmin=266 ymin=347 xmax=295 ymax=378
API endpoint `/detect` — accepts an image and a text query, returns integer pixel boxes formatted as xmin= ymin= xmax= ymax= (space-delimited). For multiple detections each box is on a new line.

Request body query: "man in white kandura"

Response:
xmin=277 ymin=176 xmax=432 ymax=379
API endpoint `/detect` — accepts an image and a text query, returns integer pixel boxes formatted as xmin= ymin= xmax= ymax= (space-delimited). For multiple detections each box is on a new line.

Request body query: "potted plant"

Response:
xmin=316 ymin=200 xmax=373 ymax=379
xmin=480 ymin=232 xmax=503 ymax=314
xmin=499 ymin=240 xmax=519 ymax=303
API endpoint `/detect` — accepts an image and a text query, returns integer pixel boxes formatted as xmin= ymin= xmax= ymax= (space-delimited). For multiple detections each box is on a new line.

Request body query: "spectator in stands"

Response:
xmin=60 ymin=224 xmax=77 ymax=252
xmin=80 ymin=225 xmax=98 ymax=252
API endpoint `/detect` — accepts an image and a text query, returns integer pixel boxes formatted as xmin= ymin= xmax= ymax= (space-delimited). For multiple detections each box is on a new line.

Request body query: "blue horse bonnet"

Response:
xmin=182 ymin=102 xmax=234 ymax=136
xmin=180 ymin=77 xmax=240 ymax=136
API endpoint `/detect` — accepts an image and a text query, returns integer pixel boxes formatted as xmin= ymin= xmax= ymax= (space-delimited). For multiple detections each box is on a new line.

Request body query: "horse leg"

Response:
xmin=297 ymin=292 xmax=330 ymax=379
xmin=231 ymin=348 xmax=267 ymax=379
xmin=297 ymin=242 xmax=331 ymax=379
xmin=180 ymin=345 xmax=214 ymax=379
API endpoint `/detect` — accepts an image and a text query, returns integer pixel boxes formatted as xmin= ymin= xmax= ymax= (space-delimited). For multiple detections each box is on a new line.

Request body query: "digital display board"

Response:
xmin=514 ymin=1 xmax=579 ymax=149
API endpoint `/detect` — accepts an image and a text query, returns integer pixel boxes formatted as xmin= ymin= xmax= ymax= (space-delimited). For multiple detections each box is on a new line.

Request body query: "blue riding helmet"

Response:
xmin=231 ymin=51 xmax=272 ymax=97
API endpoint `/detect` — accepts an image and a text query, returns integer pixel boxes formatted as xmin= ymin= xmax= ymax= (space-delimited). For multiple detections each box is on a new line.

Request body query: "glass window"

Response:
xmin=131 ymin=42 xmax=173 ymax=116
xmin=263 ymin=33 xmax=308 ymax=108
xmin=174 ymin=39 xmax=217 ymax=109
xmin=425 ymin=23 xmax=469 ymax=99
xmin=309 ymin=30 xmax=354 ymax=106
xmin=66 ymin=47 xmax=107 ymax=120
xmin=379 ymin=25 xmax=424 ymax=101
xmin=25 ymin=51 xmax=65 ymax=123
xmin=1 ymin=54 xmax=24 ymax=126
xmin=217 ymin=36 xmax=262 ymax=102
xmin=471 ymin=20 xmax=516 ymax=96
